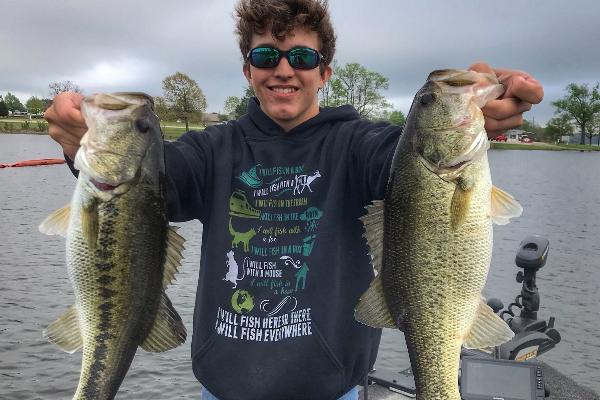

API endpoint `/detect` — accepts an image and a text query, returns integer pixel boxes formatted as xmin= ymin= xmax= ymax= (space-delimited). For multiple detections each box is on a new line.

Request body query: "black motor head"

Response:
xmin=515 ymin=236 xmax=549 ymax=270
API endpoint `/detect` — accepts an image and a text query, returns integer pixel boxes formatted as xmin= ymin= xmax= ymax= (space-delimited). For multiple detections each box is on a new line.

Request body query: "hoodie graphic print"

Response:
xmin=216 ymin=162 xmax=323 ymax=343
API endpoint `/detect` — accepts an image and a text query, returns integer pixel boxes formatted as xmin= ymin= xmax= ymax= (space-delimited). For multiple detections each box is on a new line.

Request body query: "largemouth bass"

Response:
xmin=39 ymin=92 xmax=186 ymax=400
xmin=355 ymin=70 xmax=523 ymax=400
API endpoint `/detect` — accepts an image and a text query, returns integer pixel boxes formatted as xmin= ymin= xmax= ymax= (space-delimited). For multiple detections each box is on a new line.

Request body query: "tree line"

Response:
xmin=3 ymin=67 xmax=599 ymax=145
xmin=514 ymin=83 xmax=600 ymax=146
xmin=0 ymin=80 xmax=81 ymax=117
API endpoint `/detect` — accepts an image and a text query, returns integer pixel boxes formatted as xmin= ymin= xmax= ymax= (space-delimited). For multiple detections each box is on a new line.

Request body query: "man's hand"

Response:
xmin=469 ymin=62 xmax=544 ymax=138
xmin=44 ymin=92 xmax=87 ymax=160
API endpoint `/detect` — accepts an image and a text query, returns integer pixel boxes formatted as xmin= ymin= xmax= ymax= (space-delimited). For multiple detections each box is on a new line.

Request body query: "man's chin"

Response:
xmin=263 ymin=106 xmax=298 ymax=122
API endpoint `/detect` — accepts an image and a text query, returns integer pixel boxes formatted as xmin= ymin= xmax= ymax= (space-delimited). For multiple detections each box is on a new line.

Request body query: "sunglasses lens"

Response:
xmin=248 ymin=47 xmax=322 ymax=69
xmin=288 ymin=48 xmax=320 ymax=69
xmin=250 ymin=47 xmax=279 ymax=68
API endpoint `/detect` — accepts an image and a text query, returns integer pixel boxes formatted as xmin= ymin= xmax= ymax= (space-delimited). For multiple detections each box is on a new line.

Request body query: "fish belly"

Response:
xmin=382 ymin=150 xmax=492 ymax=400
xmin=67 ymin=183 xmax=166 ymax=399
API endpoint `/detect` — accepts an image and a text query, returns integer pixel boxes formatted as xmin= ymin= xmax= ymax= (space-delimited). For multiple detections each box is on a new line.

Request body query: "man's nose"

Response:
xmin=274 ymin=56 xmax=294 ymax=78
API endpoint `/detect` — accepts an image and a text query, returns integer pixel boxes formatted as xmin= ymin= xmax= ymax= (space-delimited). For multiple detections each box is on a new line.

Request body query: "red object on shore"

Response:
xmin=1 ymin=158 xmax=66 ymax=168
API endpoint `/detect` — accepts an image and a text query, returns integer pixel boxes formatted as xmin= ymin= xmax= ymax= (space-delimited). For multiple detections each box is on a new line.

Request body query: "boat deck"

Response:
xmin=360 ymin=360 xmax=599 ymax=400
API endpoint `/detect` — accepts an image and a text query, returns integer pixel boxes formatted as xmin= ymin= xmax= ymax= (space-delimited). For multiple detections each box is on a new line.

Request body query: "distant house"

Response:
xmin=202 ymin=112 xmax=222 ymax=126
xmin=506 ymin=129 xmax=534 ymax=142
xmin=560 ymin=135 xmax=572 ymax=144
xmin=9 ymin=110 xmax=29 ymax=117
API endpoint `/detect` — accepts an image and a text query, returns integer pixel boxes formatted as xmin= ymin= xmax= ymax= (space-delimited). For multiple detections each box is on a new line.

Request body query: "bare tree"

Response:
xmin=48 ymin=80 xmax=83 ymax=97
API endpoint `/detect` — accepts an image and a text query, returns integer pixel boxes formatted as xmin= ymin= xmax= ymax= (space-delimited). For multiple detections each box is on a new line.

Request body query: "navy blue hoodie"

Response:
xmin=163 ymin=99 xmax=400 ymax=400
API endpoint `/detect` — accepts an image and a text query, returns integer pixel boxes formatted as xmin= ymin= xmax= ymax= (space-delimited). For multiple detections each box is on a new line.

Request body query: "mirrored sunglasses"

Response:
xmin=247 ymin=46 xmax=324 ymax=70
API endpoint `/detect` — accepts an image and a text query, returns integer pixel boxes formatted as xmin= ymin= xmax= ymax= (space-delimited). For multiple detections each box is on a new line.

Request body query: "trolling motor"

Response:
xmin=490 ymin=236 xmax=561 ymax=361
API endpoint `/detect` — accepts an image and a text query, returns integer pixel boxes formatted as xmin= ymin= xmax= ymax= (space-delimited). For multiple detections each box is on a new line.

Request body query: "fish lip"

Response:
xmin=90 ymin=178 xmax=121 ymax=192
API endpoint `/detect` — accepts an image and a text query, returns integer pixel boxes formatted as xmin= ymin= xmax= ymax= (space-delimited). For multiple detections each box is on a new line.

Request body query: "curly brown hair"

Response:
xmin=234 ymin=0 xmax=336 ymax=66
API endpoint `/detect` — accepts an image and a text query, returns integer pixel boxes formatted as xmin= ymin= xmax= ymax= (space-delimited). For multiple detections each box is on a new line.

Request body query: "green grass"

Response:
xmin=490 ymin=142 xmax=561 ymax=151
xmin=0 ymin=118 xmax=204 ymax=140
xmin=0 ymin=119 xmax=48 ymax=133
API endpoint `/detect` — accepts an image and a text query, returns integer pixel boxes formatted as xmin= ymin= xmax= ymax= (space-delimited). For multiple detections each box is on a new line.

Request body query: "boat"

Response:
xmin=359 ymin=236 xmax=599 ymax=400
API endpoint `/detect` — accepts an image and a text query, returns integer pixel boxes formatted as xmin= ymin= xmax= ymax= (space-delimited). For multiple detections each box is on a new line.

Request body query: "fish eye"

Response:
xmin=135 ymin=117 xmax=151 ymax=133
xmin=419 ymin=93 xmax=436 ymax=106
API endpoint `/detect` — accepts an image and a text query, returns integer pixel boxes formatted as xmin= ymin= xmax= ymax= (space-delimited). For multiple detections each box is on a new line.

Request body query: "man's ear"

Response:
xmin=243 ymin=63 xmax=252 ymax=81
xmin=319 ymin=64 xmax=333 ymax=89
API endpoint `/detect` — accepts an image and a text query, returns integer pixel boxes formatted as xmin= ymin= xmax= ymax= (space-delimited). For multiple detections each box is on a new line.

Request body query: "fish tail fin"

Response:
xmin=463 ymin=298 xmax=514 ymax=349
xmin=354 ymin=275 xmax=398 ymax=329
xmin=43 ymin=304 xmax=82 ymax=354
xmin=490 ymin=185 xmax=523 ymax=225
xmin=140 ymin=293 xmax=187 ymax=352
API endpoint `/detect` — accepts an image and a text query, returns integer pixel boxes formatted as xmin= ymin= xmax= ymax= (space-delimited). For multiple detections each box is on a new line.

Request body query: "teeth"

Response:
xmin=272 ymin=87 xmax=296 ymax=94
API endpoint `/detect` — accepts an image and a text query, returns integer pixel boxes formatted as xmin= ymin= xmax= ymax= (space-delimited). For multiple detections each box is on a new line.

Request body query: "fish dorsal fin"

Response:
xmin=39 ymin=204 xmax=71 ymax=237
xmin=140 ymin=293 xmax=187 ymax=352
xmin=354 ymin=275 xmax=399 ymax=329
xmin=359 ymin=200 xmax=385 ymax=275
xmin=463 ymin=298 xmax=514 ymax=349
xmin=162 ymin=226 xmax=186 ymax=288
xmin=43 ymin=304 xmax=82 ymax=354
xmin=490 ymin=185 xmax=523 ymax=225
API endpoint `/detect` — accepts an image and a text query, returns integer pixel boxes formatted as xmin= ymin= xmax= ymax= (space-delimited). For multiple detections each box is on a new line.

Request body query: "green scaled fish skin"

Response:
xmin=39 ymin=92 xmax=186 ymax=400
xmin=356 ymin=70 xmax=522 ymax=400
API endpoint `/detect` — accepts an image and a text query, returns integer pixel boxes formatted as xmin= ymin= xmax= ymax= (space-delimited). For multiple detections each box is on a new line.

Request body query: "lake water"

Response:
xmin=1 ymin=134 xmax=599 ymax=398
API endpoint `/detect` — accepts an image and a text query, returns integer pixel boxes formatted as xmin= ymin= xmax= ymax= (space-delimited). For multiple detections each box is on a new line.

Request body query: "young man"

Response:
xmin=44 ymin=1 xmax=543 ymax=399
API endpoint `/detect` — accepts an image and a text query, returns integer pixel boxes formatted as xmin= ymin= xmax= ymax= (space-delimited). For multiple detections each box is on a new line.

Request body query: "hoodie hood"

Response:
xmin=241 ymin=97 xmax=360 ymax=140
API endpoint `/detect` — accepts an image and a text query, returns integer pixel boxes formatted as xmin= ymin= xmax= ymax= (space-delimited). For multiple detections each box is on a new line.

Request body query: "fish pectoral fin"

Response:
xmin=359 ymin=200 xmax=385 ymax=275
xmin=490 ymin=185 xmax=523 ymax=225
xmin=450 ymin=185 xmax=473 ymax=230
xmin=140 ymin=293 xmax=187 ymax=352
xmin=354 ymin=275 xmax=399 ymax=329
xmin=463 ymin=298 xmax=514 ymax=349
xmin=162 ymin=226 xmax=186 ymax=288
xmin=43 ymin=304 xmax=82 ymax=354
xmin=38 ymin=204 xmax=71 ymax=237
xmin=81 ymin=200 xmax=99 ymax=248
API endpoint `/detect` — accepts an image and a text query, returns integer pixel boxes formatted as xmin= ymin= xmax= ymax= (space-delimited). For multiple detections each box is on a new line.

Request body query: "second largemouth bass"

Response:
xmin=356 ymin=70 xmax=522 ymax=400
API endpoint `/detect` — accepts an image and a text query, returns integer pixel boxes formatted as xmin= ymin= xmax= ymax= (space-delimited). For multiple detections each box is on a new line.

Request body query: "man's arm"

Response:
xmin=469 ymin=62 xmax=544 ymax=138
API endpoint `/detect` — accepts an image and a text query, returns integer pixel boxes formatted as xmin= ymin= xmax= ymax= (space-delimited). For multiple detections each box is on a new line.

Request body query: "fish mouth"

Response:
xmin=418 ymin=129 xmax=489 ymax=181
xmin=74 ymin=146 xmax=139 ymax=195
xmin=90 ymin=179 xmax=121 ymax=192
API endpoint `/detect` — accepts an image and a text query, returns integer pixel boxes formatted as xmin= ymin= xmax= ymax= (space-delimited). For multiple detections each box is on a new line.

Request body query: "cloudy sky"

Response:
xmin=2 ymin=0 xmax=599 ymax=124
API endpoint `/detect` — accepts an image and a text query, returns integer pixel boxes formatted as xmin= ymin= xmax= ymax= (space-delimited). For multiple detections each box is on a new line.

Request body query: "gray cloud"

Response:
xmin=2 ymin=0 xmax=599 ymax=123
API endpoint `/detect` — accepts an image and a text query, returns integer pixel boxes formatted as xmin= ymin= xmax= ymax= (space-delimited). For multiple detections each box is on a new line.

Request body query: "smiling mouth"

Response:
xmin=270 ymin=87 xmax=299 ymax=94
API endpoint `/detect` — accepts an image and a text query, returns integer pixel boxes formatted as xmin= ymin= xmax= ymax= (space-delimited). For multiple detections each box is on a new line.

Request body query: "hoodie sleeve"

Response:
xmin=351 ymin=122 xmax=402 ymax=202
xmin=164 ymin=131 xmax=212 ymax=223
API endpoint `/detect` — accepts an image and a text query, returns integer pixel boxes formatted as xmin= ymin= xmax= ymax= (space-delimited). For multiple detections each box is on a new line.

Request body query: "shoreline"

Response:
xmin=1 ymin=132 xmax=599 ymax=151
xmin=0 ymin=130 xmax=49 ymax=136
xmin=490 ymin=141 xmax=600 ymax=151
